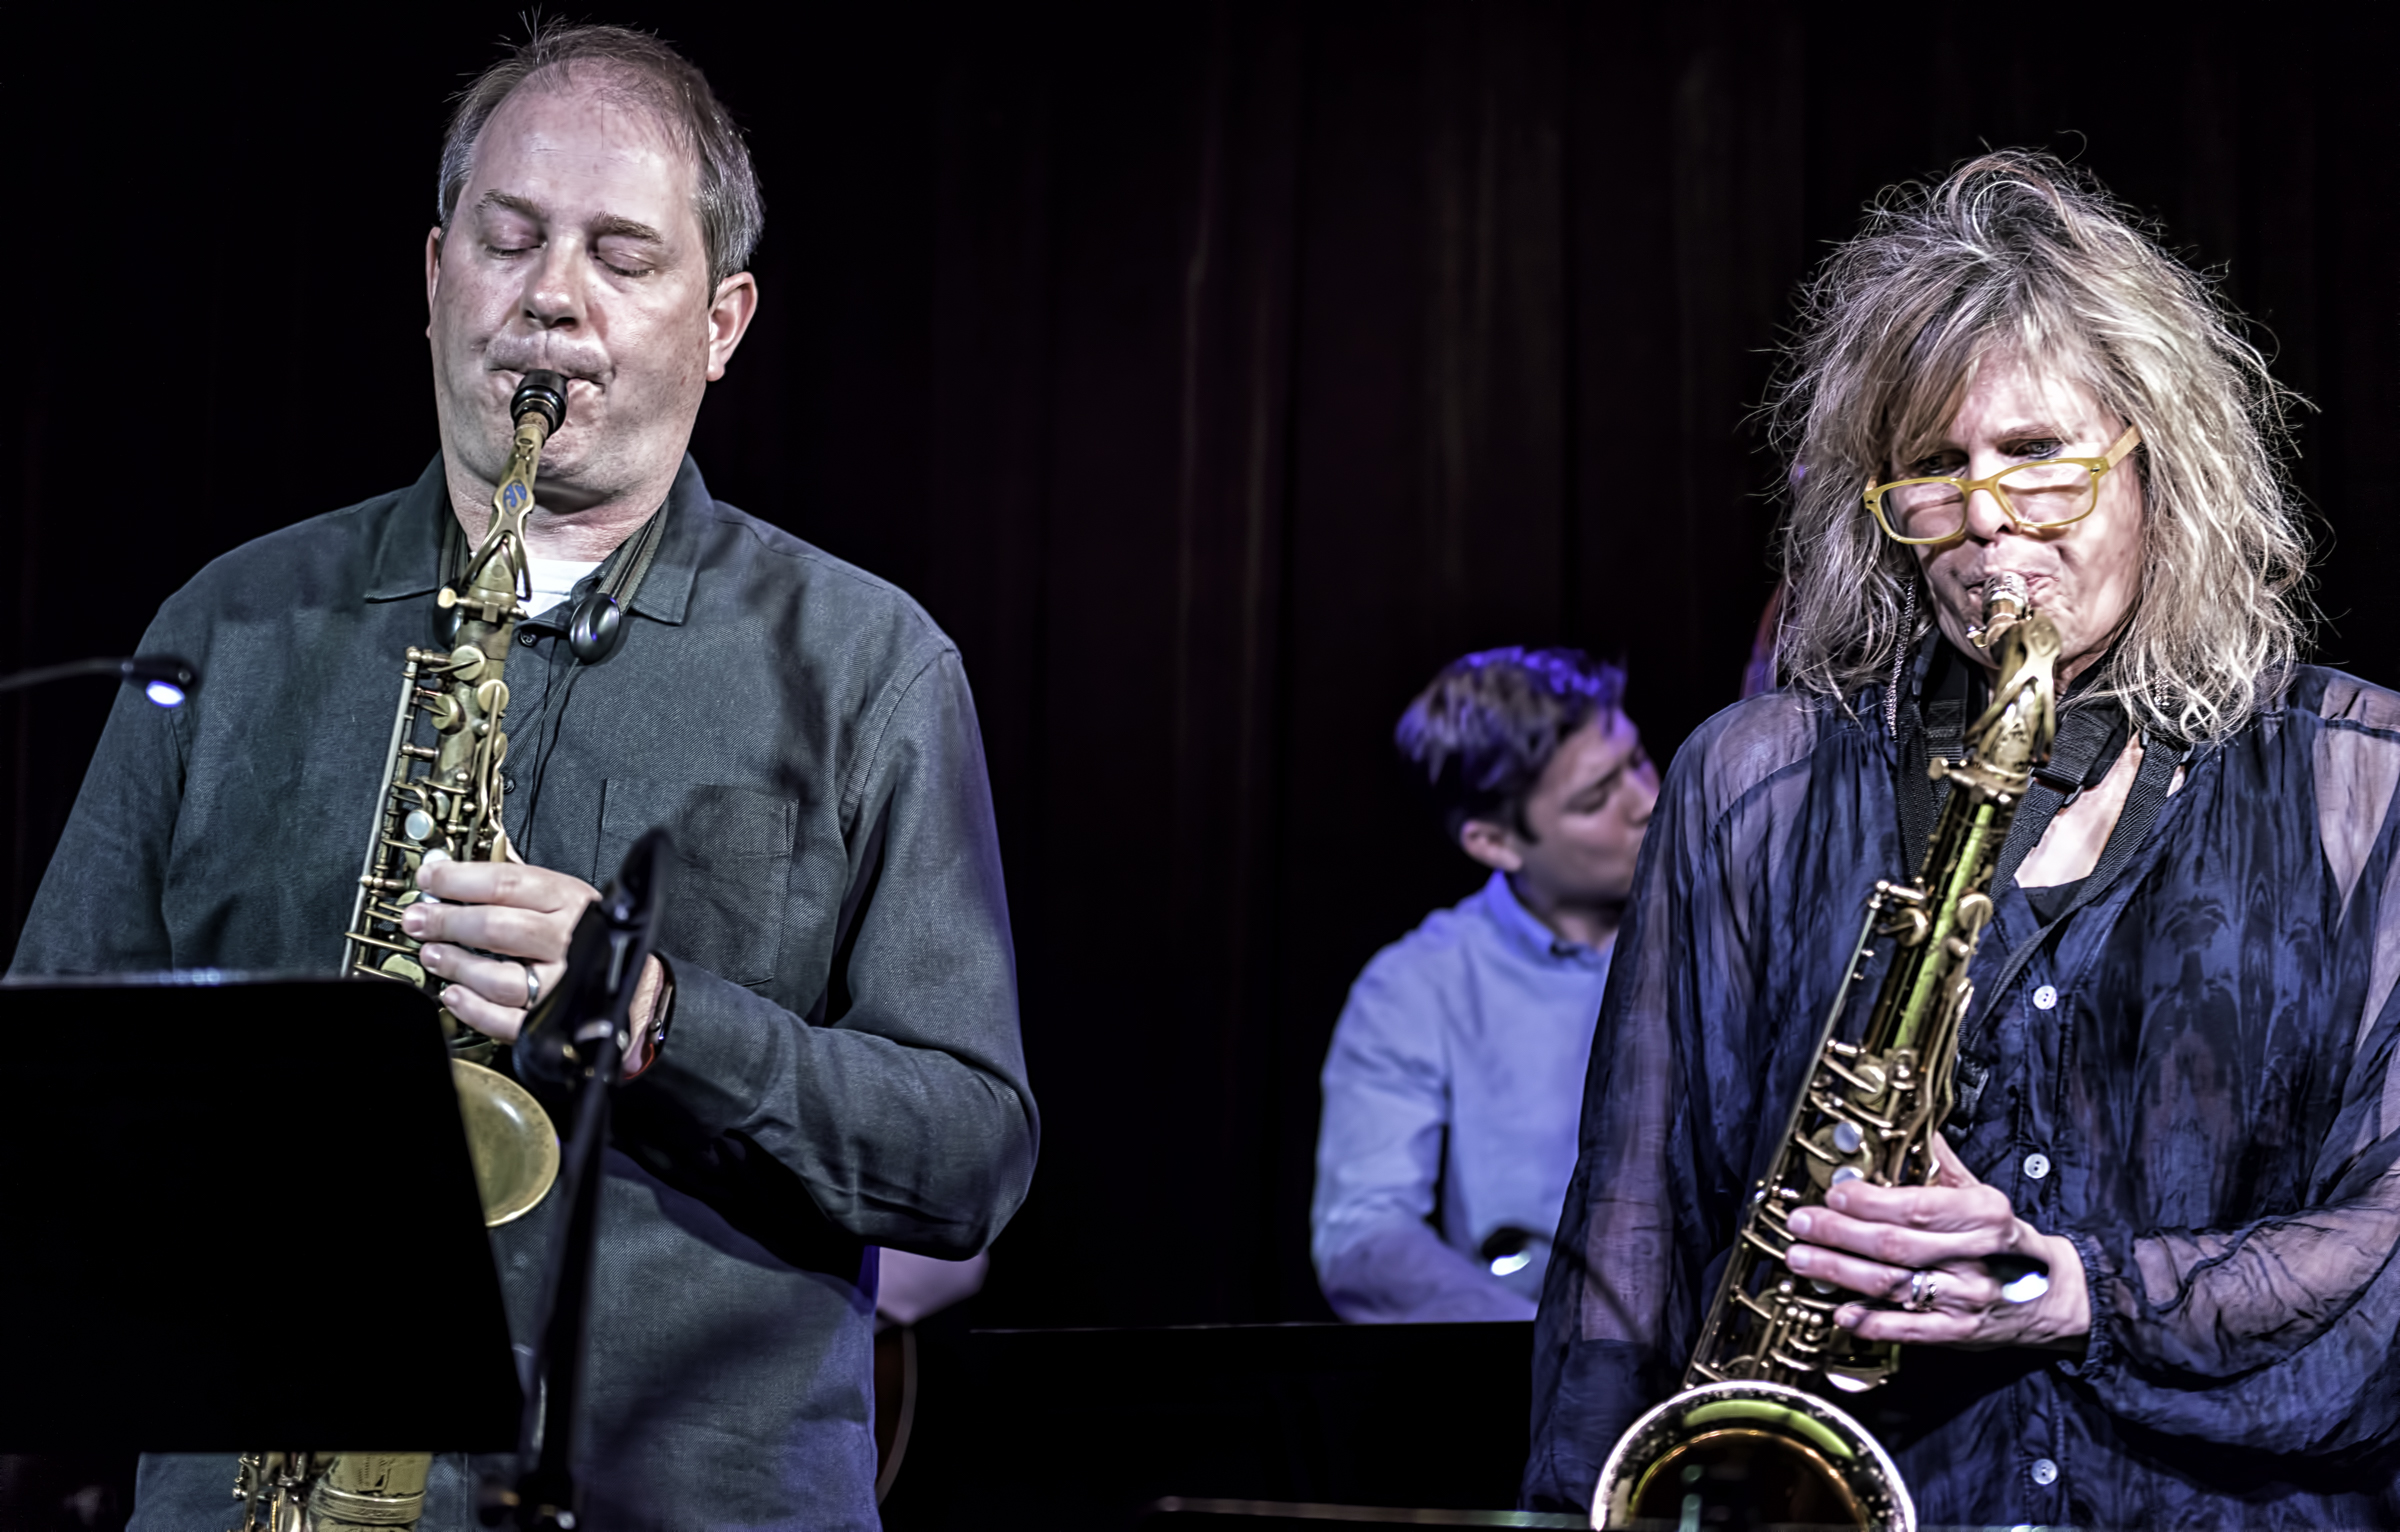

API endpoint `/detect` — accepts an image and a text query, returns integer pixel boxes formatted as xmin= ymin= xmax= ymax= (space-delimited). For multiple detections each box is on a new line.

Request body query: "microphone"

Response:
xmin=0 ymin=654 xmax=201 ymax=707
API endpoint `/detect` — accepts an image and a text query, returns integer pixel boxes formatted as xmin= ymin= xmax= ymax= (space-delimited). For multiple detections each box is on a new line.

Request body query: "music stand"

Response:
xmin=0 ymin=974 xmax=521 ymax=1451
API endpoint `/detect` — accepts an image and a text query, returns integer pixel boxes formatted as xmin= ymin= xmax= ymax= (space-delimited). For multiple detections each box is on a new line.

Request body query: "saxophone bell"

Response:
xmin=1595 ymin=1381 xmax=1910 ymax=1531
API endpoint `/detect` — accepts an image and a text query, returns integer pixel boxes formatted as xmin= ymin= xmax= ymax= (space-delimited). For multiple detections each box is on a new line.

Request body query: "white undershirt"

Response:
xmin=525 ymin=557 xmax=603 ymax=618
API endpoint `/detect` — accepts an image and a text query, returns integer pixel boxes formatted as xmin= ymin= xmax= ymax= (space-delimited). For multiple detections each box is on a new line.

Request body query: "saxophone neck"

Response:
xmin=456 ymin=371 xmax=569 ymax=613
xmin=1962 ymin=575 xmax=2061 ymax=782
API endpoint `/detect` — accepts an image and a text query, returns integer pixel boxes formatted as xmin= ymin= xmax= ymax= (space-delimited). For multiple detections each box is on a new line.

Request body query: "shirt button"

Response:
xmin=2030 ymin=1458 xmax=2059 ymax=1487
xmin=519 ymin=630 xmax=538 ymax=646
xmin=2023 ymin=1152 xmax=2052 ymax=1180
xmin=2033 ymin=984 xmax=2059 ymax=1010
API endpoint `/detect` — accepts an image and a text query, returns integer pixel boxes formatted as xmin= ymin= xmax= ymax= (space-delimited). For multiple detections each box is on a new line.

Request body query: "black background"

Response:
xmin=7 ymin=2 xmax=2398 ymax=1355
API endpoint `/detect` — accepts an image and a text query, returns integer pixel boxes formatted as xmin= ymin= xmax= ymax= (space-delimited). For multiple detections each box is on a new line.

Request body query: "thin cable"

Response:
xmin=515 ymin=508 xmax=667 ymax=853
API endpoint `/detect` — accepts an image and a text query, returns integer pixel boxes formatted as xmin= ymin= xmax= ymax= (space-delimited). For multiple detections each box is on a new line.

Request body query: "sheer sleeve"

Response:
xmin=2069 ymin=679 xmax=2400 ymax=1456
xmin=1524 ymin=695 xmax=1826 ymax=1509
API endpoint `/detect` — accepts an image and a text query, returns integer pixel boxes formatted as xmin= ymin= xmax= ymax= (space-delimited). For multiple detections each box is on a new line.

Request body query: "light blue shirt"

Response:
xmin=1311 ymin=871 xmax=1614 ymax=1322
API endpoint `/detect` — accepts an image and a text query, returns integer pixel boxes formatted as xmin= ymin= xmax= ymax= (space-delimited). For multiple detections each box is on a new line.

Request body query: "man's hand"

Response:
xmin=401 ymin=859 xmax=663 ymax=1063
xmin=1781 ymin=1134 xmax=2090 ymax=1352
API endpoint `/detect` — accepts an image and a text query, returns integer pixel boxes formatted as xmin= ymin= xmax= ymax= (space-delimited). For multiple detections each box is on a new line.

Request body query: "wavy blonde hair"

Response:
xmin=1769 ymin=150 xmax=2312 ymax=746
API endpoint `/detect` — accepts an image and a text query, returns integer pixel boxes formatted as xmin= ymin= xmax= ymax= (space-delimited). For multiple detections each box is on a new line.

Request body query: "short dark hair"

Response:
xmin=437 ymin=21 xmax=764 ymax=290
xmin=1395 ymin=648 xmax=1627 ymax=842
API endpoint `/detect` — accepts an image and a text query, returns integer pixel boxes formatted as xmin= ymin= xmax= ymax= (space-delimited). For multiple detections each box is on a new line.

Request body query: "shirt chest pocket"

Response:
xmin=597 ymin=779 xmax=798 ymax=987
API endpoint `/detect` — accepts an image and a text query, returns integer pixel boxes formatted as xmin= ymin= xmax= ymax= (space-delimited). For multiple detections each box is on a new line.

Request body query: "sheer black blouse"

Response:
xmin=1527 ymin=664 xmax=2400 ymax=1529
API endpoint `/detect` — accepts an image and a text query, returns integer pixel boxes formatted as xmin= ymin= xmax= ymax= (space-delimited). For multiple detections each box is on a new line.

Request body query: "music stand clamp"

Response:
xmin=479 ymin=828 xmax=671 ymax=1532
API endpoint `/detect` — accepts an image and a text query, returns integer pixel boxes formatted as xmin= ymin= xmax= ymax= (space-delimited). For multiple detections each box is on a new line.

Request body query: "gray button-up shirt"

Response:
xmin=10 ymin=457 xmax=1038 ymax=1531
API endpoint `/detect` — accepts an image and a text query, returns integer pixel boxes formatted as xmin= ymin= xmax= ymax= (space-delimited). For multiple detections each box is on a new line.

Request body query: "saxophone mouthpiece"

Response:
xmin=1971 ymin=572 xmax=2031 ymax=650
xmin=511 ymin=369 xmax=569 ymax=436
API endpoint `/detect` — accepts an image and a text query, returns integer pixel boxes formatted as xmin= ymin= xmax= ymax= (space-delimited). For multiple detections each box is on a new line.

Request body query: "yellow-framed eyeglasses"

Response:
xmin=1863 ymin=424 xmax=2142 ymax=545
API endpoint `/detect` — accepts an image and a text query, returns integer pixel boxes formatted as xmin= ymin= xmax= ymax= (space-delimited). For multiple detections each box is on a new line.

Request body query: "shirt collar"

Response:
xmin=363 ymin=452 xmax=708 ymax=628
xmin=1481 ymin=870 xmax=1614 ymax=969
xmin=362 ymin=457 xmax=452 ymax=601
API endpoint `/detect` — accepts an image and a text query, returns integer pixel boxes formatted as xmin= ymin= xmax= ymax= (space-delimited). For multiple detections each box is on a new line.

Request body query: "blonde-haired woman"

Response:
xmin=1527 ymin=150 xmax=2400 ymax=1527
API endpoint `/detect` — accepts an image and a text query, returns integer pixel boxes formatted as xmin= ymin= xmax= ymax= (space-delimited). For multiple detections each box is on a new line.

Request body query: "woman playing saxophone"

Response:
xmin=1528 ymin=150 xmax=2400 ymax=1529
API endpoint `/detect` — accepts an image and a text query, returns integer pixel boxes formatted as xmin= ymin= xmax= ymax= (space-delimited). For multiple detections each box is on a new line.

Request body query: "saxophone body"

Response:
xmin=342 ymin=371 xmax=563 ymax=1023
xmin=1592 ymin=575 xmax=2060 ymax=1532
xmin=233 ymin=373 xmax=574 ymax=1532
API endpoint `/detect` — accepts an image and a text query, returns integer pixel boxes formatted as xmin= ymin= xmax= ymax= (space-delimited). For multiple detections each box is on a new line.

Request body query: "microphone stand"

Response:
xmin=481 ymin=829 xmax=670 ymax=1532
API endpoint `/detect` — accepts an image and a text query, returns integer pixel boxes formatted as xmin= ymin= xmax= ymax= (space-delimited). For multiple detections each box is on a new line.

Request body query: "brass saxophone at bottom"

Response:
xmin=1591 ymin=574 xmax=2060 ymax=1532
xmin=232 ymin=373 xmax=575 ymax=1532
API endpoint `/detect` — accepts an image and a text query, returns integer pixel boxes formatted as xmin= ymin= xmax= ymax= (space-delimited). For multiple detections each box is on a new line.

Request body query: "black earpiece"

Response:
xmin=432 ymin=504 xmax=657 ymax=664
xmin=567 ymin=591 xmax=625 ymax=665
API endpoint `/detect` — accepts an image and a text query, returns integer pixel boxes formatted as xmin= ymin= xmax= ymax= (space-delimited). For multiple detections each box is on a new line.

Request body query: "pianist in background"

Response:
xmin=1310 ymin=649 xmax=1657 ymax=1322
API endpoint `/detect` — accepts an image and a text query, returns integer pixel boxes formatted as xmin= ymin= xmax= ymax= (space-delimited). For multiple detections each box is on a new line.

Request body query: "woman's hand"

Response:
xmin=1782 ymin=1134 xmax=2090 ymax=1352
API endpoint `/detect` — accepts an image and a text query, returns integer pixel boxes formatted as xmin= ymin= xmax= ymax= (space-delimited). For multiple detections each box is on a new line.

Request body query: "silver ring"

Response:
xmin=523 ymin=962 xmax=541 ymax=1009
xmin=1902 ymin=1269 xmax=1941 ymax=1313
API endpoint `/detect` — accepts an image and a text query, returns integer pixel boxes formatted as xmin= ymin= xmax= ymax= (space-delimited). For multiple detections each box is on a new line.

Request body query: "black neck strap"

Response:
xmin=1994 ymin=704 xmax=2128 ymax=891
xmin=1894 ymin=634 xmax=2134 ymax=878
xmin=437 ymin=501 xmax=668 ymax=625
xmin=597 ymin=506 xmax=669 ymax=615
xmin=1968 ymin=730 xmax=2190 ymax=1045
xmin=1895 ymin=638 xmax=1982 ymax=877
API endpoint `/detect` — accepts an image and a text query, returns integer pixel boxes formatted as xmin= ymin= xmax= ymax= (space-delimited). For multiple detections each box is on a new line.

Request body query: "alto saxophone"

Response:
xmin=232 ymin=373 xmax=575 ymax=1532
xmin=1592 ymin=574 xmax=2060 ymax=1532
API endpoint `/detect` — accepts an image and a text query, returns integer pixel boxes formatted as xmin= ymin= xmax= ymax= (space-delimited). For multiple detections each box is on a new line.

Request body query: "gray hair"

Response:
xmin=1768 ymin=149 xmax=2311 ymax=746
xmin=437 ymin=21 xmax=763 ymax=290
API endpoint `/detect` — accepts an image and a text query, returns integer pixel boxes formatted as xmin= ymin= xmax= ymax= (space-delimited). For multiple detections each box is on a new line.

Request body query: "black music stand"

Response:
xmin=0 ymin=974 xmax=521 ymax=1451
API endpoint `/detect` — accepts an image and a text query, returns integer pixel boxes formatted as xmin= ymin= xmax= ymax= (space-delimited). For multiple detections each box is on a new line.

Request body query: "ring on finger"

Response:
xmin=1901 ymin=1269 xmax=1941 ymax=1313
xmin=523 ymin=962 xmax=541 ymax=1009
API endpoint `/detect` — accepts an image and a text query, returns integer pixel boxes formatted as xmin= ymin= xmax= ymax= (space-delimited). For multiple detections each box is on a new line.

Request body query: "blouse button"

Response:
xmin=2023 ymin=1152 xmax=2052 ymax=1180
xmin=2033 ymin=984 xmax=2059 ymax=1011
xmin=2030 ymin=1458 xmax=2059 ymax=1487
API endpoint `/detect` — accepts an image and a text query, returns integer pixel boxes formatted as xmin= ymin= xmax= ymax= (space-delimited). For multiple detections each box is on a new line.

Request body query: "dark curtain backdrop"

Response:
xmin=8 ymin=3 xmax=2397 ymax=1331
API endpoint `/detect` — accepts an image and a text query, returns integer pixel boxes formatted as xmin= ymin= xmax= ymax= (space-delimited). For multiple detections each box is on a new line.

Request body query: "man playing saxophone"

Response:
xmin=8 ymin=22 xmax=1034 ymax=1532
xmin=1528 ymin=150 xmax=2400 ymax=1526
